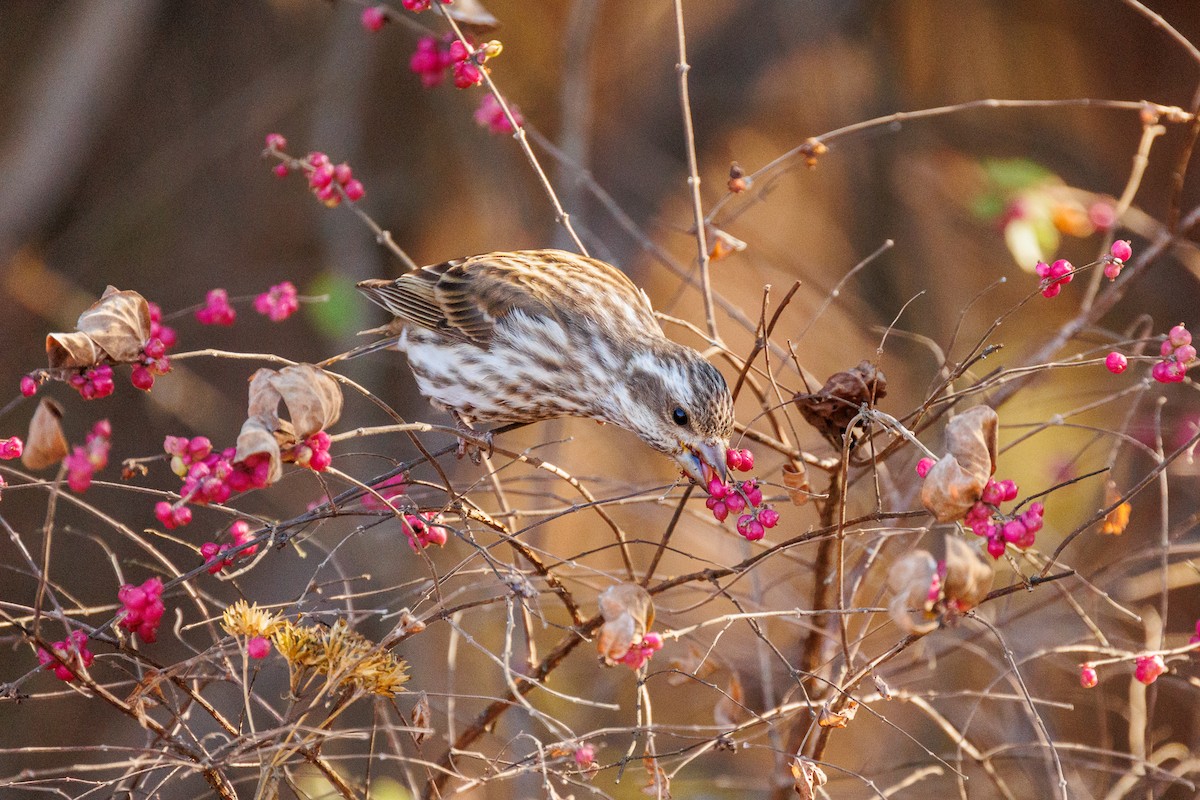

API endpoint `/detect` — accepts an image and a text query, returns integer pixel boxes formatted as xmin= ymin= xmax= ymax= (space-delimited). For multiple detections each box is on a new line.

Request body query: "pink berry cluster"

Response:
xmin=264 ymin=135 xmax=365 ymax=207
xmin=0 ymin=436 xmax=22 ymax=460
xmin=292 ymin=430 xmax=332 ymax=472
xmin=1151 ymin=323 xmax=1195 ymax=384
xmin=118 ymin=576 xmax=165 ymax=643
xmin=196 ymin=289 xmax=236 ymax=326
xmin=959 ymin=476 xmax=1044 ymax=559
xmin=409 ymin=34 xmax=486 ymax=89
xmin=362 ymin=472 xmax=408 ymax=511
xmin=254 ymin=281 xmax=301 ymax=322
xmin=64 ymin=420 xmax=111 ymax=493
xmin=201 ymin=520 xmax=259 ymax=574
xmin=69 ymin=364 xmax=115 ymax=400
xmin=1103 ymin=239 xmax=1132 ymax=280
xmin=131 ymin=335 xmax=171 ymax=391
xmin=705 ymin=448 xmax=779 ymax=541
xmin=1034 ymin=258 xmax=1075 ymax=298
xmin=473 ymin=94 xmax=523 ymax=135
xmin=618 ymin=631 xmax=663 ymax=670
xmin=148 ymin=301 xmax=178 ymax=350
xmin=155 ymin=436 xmax=272 ymax=529
xmin=37 ymin=630 xmax=94 ymax=682
xmin=403 ymin=512 xmax=449 ymax=550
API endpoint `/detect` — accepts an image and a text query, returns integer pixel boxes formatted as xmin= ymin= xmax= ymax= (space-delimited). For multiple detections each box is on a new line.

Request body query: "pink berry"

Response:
xmin=343 ymin=179 xmax=365 ymax=202
xmin=1049 ymin=259 xmax=1073 ymax=282
xmin=453 ymin=61 xmax=483 ymax=88
xmin=1134 ymin=654 xmax=1166 ymax=685
xmin=986 ymin=536 xmax=1006 ymax=559
xmin=1105 ymin=352 xmax=1128 ymax=374
xmin=1001 ymin=519 xmax=1027 ymax=544
xmin=448 ymin=39 xmax=471 ymax=62
xmin=725 ymin=449 xmax=743 ymax=471
xmin=1151 ymin=361 xmax=1171 ymax=383
xmin=20 ymin=375 xmax=37 ymax=397
xmin=1169 ymin=324 xmax=1191 ymax=348
xmin=361 ymin=6 xmax=387 ymax=32
xmin=574 ymin=744 xmax=596 ymax=767
xmin=272 ymin=163 xmax=289 ymax=179
xmin=1175 ymin=344 xmax=1197 ymax=365
xmin=757 ymin=506 xmax=780 ymax=529
xmin=709 ymin=500 xmax=728 ymax=522
xmin=725 ymin=492 xmax=746 ymax=514
xmin=707 ymin=478 xmax=727 ymax=499
xmin=1080 ymin=664 xmax=1098 ymax=688
xmin=264 ymin=133 xmax=287 ymax=150
xmin=401 ymin=0 xmax=432 ymax=10
xmin=1041 ymin=282 xmax=1062 ymax=299
xmin=309 ymin=163 xmax=334 ymax=190
xmin=130 ymin=365 xmax=155 ymax=391
xmin=915 ymin=457 xmax=935 ymax=478
xmin=247 ymin=636 xmax=271 ymax=659
xmin=1103 ymin=262 xmax=1121 ymax=280
xmin=1110 ymin=239 xmax=1132 ymax=262
xmin=998 ymin=479 xmax=1018 ymax=502
xmin=981 ymin=480 xmax=1004 ymax=506
xmin=1034 ymin=261 xmax=1051 ymax=278
xmin=735 ymin=449 xmax=754 ymax=471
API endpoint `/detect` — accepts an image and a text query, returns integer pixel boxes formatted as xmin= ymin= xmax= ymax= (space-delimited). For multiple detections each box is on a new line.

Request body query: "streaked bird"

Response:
xmin=356 ymin=249 xmax=734 ymax=486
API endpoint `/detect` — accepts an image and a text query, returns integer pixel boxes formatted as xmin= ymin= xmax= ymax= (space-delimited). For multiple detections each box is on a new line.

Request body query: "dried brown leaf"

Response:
xmin=246 ymin=364 xmax=343 ymax=441
xmin=45 ymin=331 xmax=102 ymax=369
xmin=22 ymin=398 xmax=68 ymax=470
xmin=942 ymin=535 xmax=993 ymax=613
xmin=233 ymin=416 xmax=282 ymax=485
xmin=76 ymin=286 xmax=151 ymax=362
xmin=793 ymin=360 xmax=887 ymax=445
xmin=818 ymin=699 xmax=858 ymax=728
xmin=597 ymin=583 xmax=654 ymax=663
xmin=411 ymin=691 xmax=431 ymax=745
xmin=782 ymin=461 xmax=811 ymax=506
xmin=887 ymin=549 xmax=939 ymax=635
xmin=919 ymin=405 xmax=998 ymax=522
xmin=790 ymin=755 xmax=828 ymax=799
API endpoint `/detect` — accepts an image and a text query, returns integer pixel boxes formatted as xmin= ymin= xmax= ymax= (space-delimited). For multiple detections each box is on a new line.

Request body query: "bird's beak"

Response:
xmin=675 ymin=439 xmax=728 ymax=490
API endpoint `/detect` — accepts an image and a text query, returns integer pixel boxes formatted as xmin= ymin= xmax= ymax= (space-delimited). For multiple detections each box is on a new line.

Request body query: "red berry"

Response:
xmin=272 ymin=163 xmax=289 ymax=178
xmin=131 ymin=365 xmax=155 ymax=391
xmin=247 ymin=636 xmax=271 ymax=659
xmin=1110 ymin=239 xmax=1132 ymax=262
xmin=1105 ymin=352 xmax=1127 ymax=374
xmin=343 ymin=179 xmax=365 ymax=202
xmin=915 ymin=457 xmax=935 ymax=478
xmin=20 ymin=375 xmax=37 ymax=397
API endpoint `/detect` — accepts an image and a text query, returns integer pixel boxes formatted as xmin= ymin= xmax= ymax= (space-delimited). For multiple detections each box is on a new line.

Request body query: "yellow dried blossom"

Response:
xmin=221 ymin=600 xmax=282 ymax=639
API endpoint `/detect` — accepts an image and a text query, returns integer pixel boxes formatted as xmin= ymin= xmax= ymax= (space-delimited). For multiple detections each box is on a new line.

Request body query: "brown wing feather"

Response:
xmin=356 ymin=249 xmax=658 ymax=346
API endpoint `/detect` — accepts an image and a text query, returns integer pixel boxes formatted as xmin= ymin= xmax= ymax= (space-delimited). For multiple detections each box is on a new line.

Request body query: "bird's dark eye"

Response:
xmin=671 ymin=406 xmax=689 ymax=426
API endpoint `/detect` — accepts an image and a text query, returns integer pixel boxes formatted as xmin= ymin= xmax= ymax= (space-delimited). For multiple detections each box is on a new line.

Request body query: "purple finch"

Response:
xmin=357 ymin=249 xmax=733 ymax=485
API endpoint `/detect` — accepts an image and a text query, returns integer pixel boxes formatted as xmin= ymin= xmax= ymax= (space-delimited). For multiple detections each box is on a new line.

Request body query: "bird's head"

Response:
xmin=620 ymin=345 xmax=735 ymax=490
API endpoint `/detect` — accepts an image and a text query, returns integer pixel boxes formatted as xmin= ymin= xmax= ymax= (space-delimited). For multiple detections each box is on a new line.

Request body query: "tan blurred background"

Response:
xmin=2 ymin=1 xmax=1199 ymax=797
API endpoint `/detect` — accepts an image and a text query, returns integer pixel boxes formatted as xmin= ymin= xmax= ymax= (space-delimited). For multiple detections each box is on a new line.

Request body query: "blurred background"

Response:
xmin=2 ymin=1 xmax=1199 ymax=797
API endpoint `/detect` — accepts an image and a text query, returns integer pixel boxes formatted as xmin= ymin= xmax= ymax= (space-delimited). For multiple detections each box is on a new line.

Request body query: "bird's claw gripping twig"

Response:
xmin=452 ymin=413 xmax=493 ymax=464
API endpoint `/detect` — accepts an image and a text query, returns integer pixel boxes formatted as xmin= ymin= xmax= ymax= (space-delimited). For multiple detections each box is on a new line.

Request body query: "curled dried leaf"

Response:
xmin=919 ymin=405 xmax=998 ymax=522
xmin=77 ymin=286 xmax=151 ymax=362
xmin=790 ymin=755 xmax=828 ymax=800
xmin=233 ymin=416 xmax=282 ymax=485
xmin=1100 ymin=480 xmax=1131 ymax=535
xmin=45 ymin=332 xmax=102 ymax=369
xmin=887 ymin=549 xmax=939 ymax=635
xmin=411 ymin=691 xmax=431 ymax=745
xmin=818 ymin=699 xmax=858 ymax=728
xmin=597 ymin=583 xmax=654 ymax=664
xmin=941 ymin=535 xmax=993 ymax=613
xmin=246 ymin=364 xmax=343 ymax=441
xmin=23 ymin=398 xmax=69 ymax=470
xmin=793 ymin=361 xmax=887 ymax=446
xmin=782 ymin=461 xmax=811 ymax=506
xmin=45 ymin=287 xmax=152 ymax=368
xmin=707 ymin=226 xmax=747 ymax=261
